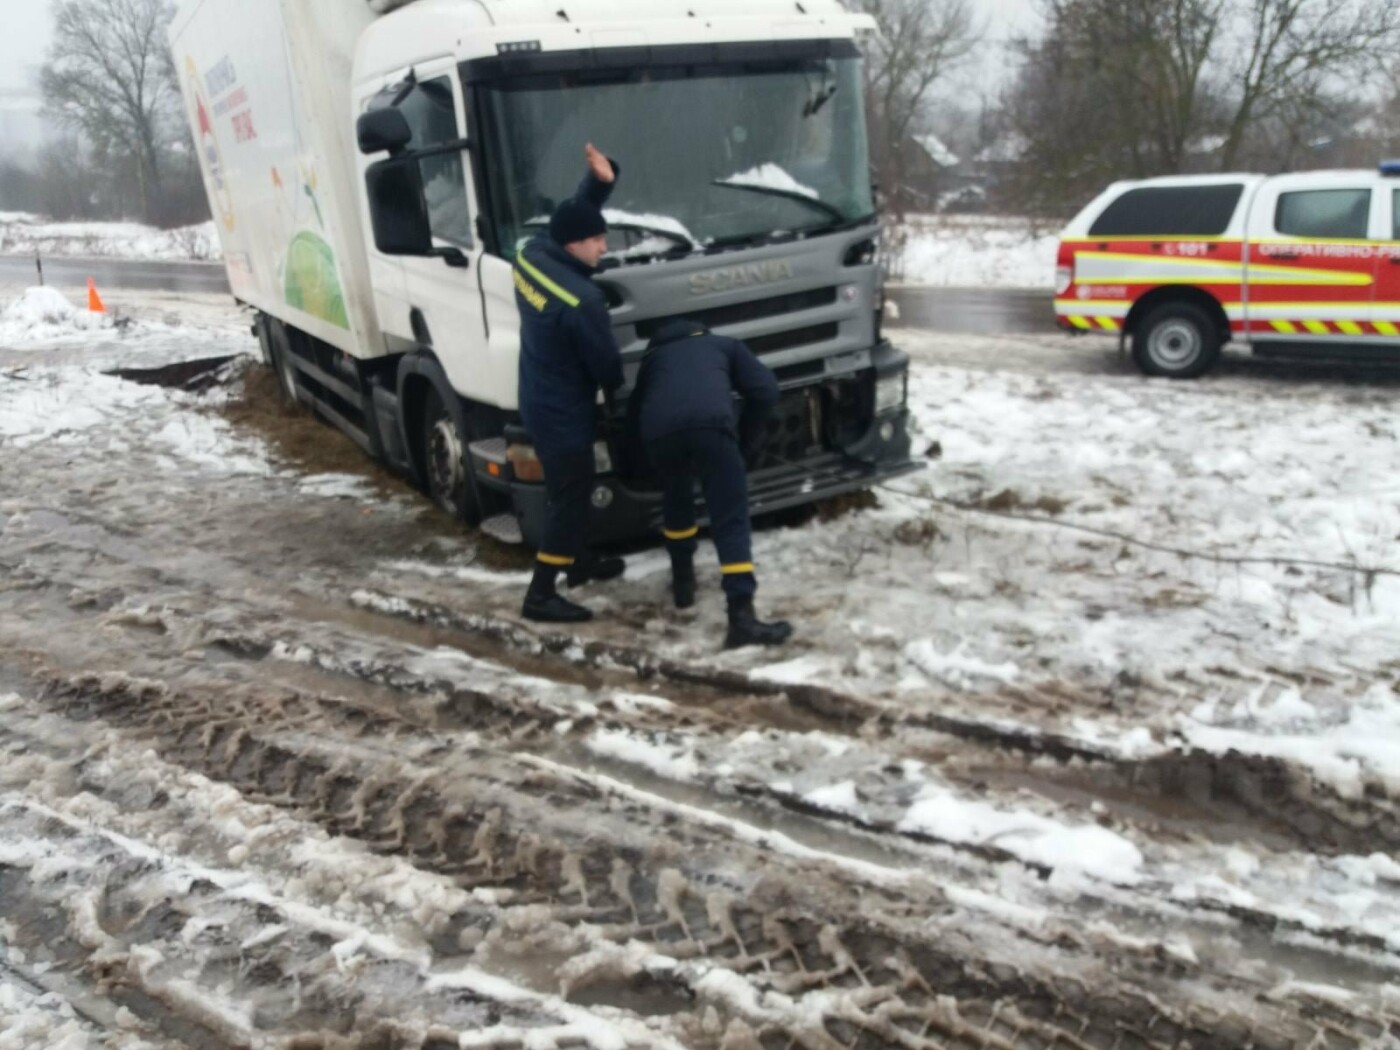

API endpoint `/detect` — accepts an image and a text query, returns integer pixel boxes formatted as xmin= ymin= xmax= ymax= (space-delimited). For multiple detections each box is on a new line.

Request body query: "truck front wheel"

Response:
xmin=1132 ymin=302 xmax=1222 ymax=379
xmin=421 ymin=385 xmax=481 ymax=526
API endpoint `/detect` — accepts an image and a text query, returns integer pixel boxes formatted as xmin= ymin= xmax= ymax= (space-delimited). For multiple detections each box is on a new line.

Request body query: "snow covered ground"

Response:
xmin=2 ymin=286 xmax=1398 ymax=1047
xmin=0 ymin=213 xmax=220 ymax=263
xmin=892 ymin=215 xmax=1059 ymax=288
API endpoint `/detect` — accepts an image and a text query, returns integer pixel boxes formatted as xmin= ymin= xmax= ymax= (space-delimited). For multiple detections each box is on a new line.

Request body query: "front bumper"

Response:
xmin=507 ymin=407 xmax=918 ymax=548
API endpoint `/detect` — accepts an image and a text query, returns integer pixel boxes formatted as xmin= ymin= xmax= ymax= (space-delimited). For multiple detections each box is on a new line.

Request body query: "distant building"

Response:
xmin=903 ymin=132 xmax=986 ymax=213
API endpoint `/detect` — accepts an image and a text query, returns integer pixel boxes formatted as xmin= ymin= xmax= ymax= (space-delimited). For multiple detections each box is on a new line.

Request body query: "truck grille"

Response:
xmin=746 ymin=323 xmax=840 ymax=356
xmin=634 ymin=287 xmax=837 ymax=339
xmin=751 ymin=387 xmax=823 ymax=470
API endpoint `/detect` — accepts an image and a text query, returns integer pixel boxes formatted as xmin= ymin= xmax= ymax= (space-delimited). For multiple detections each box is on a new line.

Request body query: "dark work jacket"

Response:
xmin=626 ymin=319 xmax=780 ymax=452
xmin=514 ymin=168 xmax=624 ymax=456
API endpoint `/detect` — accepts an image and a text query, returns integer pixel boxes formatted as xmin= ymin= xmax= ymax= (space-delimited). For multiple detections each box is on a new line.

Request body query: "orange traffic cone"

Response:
xmin=87 ymin=277 xmax=106 ymax=313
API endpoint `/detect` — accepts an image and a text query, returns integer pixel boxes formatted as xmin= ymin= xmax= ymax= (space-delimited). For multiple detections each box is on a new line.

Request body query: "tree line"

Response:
xmin=0 ymin=0 xmax=207 ymax=226
xmin=859 ymin=0 xmax=1400 ymax=219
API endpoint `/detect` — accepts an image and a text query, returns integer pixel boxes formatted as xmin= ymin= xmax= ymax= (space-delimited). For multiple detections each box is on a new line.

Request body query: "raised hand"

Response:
xmin=585 ymin=142 xmax=615 ymax=184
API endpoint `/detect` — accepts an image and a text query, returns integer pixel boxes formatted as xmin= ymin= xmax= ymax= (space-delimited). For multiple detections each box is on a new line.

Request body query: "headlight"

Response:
xmin=875 ymin=372 xmax=905 ymax=415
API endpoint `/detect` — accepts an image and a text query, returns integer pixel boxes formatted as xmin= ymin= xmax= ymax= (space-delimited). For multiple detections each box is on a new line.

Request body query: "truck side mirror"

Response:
xmin=364 ymin=156 xmax=434 ymax=255
xmin=357 ymin=108 xmax=412 ymax=156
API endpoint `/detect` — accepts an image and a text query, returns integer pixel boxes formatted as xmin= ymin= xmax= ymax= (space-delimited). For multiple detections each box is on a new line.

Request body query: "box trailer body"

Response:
xmin=171 ymin=0 xmax=917 ymax=544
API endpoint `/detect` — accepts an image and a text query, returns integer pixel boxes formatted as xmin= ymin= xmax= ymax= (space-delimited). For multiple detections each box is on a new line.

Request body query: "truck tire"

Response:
xmin=1132 ymin=302 xmax=1222 ymax=379
xmin=264 ymin=318 xmax=303 ymax=406
xmin=420 ymin=383 xmax=482 ymax=526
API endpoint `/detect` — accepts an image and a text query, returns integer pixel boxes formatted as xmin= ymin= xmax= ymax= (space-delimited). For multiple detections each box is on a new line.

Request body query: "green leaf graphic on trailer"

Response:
xmin=284 ymin=231 xmax=348 ymax=329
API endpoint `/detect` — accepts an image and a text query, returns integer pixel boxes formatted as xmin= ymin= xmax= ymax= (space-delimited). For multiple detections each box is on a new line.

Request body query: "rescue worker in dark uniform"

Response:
xmin=514 ymin=143 xmax=625 ymax=623
xmin=627 ymin=318 xmax=793 ymax=649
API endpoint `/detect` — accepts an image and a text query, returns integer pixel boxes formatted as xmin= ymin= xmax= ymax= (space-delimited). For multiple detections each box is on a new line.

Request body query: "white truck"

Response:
xmin=170 ymin=0 xmax=917 ymax=544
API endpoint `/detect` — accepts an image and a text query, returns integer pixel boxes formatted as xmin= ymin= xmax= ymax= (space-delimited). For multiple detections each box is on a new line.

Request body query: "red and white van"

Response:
xmin=1055 ymin=166 xmax=1400 ymax=377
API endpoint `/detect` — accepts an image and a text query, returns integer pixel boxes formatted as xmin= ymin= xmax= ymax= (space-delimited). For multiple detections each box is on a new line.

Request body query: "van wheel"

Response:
xmin=1132 ymin=302 xmax=1222 ymax=379
xmin=421 ymin=385 xmax=481 ymax=525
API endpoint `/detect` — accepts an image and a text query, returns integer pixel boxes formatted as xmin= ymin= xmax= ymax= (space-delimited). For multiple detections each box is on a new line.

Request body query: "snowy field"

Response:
xmin=0 ymin=212 xmax=1058 ymax=287
xmin=892 ymin=215 xmax=1059 ymax=288
xmin=1 ymin=283 xmax=1398 ymax=1048
xmin=0 ymin=213 xmax=220 ymax=263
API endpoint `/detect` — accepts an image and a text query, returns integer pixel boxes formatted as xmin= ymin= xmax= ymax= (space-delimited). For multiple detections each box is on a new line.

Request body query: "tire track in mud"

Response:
xmin=8 ymin=443 xmax=1396 ymax=871
xmin=8 ymin=664 xmax=1395 ymax=1050
xmin=4 ymin=483 xmax=1400 ymax=1045
xmin=7 ymin=550 xmax=1400 ymax=972
xmin=344 ymin=587 xmax=1400 ymax=863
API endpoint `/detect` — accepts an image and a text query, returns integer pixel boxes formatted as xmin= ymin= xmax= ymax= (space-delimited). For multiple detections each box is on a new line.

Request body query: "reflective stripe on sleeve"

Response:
xmin=516 ymin=253 xmax=581 ymax=307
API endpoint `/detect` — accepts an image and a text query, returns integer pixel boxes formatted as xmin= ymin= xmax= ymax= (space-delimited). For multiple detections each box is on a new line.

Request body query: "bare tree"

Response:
xmin=1000 ymin=0 xmax=1223 ymax=214
xmin=1217 ymin=0 xmax=1400 ymax=169
xmin=852 ymin=0 xmax=981 ymax=216
xmin=40 ymin=0 xmax=182 ymax=223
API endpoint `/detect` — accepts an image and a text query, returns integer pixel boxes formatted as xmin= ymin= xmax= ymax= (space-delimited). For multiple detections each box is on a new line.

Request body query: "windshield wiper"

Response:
xmin=711 ymin=180 xmax=844 ymax=222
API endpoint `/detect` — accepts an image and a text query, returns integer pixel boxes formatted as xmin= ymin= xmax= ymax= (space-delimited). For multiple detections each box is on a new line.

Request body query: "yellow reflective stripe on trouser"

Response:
xmin=663 ymin=526 xmax=699 ymax=541
xmin=515 ymin=254 xmax=580 ymax=307
xmin=537 ymin=552 xmax=575 ymax=566
xmin=721 ymin=563 xmax=755 ymax=575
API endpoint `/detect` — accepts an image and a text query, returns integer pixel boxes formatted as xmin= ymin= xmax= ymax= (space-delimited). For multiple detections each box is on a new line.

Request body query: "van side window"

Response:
xmin=1275 ymin=189 xmax=1370 ymax=240
xmin=1088 ymin=185 xmax=1243 ymax=237
xmin=395 ymin=77 xmax=473 ymax=248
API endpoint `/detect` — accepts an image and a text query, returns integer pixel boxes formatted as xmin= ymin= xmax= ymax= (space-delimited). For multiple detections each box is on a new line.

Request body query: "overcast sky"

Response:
xmin=1 ymin=0 xmax=54 ymax=95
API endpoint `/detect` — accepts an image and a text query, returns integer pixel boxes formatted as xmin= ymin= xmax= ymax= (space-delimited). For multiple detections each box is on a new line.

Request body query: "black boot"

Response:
xmin=523 ymin=563 xmax=593 ymax=623
xmin=671 ymin=557 xmax=696 ymax=610
xmin=565 ymin=553 xmax=626 ymax=588
xmin=723 ymin=599 xmax=792 ymax=649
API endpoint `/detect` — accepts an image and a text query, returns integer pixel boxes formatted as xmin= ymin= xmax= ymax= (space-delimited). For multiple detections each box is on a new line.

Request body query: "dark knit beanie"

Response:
xmin=549 ymin=198 xmax=608 ymax=246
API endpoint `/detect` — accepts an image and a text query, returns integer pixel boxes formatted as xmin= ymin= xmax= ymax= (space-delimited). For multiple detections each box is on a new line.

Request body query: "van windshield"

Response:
xmin=475 ymin=56 xmax=874 ymax=259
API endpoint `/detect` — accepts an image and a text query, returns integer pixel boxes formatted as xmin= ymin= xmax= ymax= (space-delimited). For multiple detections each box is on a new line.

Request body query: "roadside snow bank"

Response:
xmin=893 ymin=215 xmax=1058 ymax=288
xmin=0 ymin=215 xmax=220 ymax=262
xmin=0 ymin=286 xmax=108 ymax=343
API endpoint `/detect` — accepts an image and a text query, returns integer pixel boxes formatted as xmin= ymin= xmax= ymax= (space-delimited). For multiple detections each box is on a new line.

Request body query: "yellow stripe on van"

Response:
xmin=1302 ymin=320 xmax=1330 ymax=335
xmin=1335 ymin=320 xmax=1364 ymax=336
xmin=1270 ymin=320 xmax=1298 ymax=334
xmin=1067 ymin=315 xmax=1094 ymax=330
xmin=1375 ymin=321 xmax=1399 ymax=337
xmin=1096 ymin=317 xmax=1119 ymax=330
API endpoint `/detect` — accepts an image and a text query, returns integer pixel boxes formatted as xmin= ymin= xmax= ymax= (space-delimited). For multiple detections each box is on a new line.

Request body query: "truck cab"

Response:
xmin=1055 ymin=165 xmax=1400 ymax=378
xmin=173 ymin=0 xmax=916 ymax=547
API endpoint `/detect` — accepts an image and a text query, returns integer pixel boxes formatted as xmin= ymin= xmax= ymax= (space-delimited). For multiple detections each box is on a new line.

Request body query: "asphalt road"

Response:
xmin=0 ymin=254 xmax=1057 ymax=333
xmin=0 ymin=254 xmax=230 ymax=294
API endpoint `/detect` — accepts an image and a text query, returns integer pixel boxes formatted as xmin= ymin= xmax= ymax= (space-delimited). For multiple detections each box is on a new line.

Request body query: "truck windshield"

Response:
xmin=476 ymin=57 xmax=873 ymax=259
